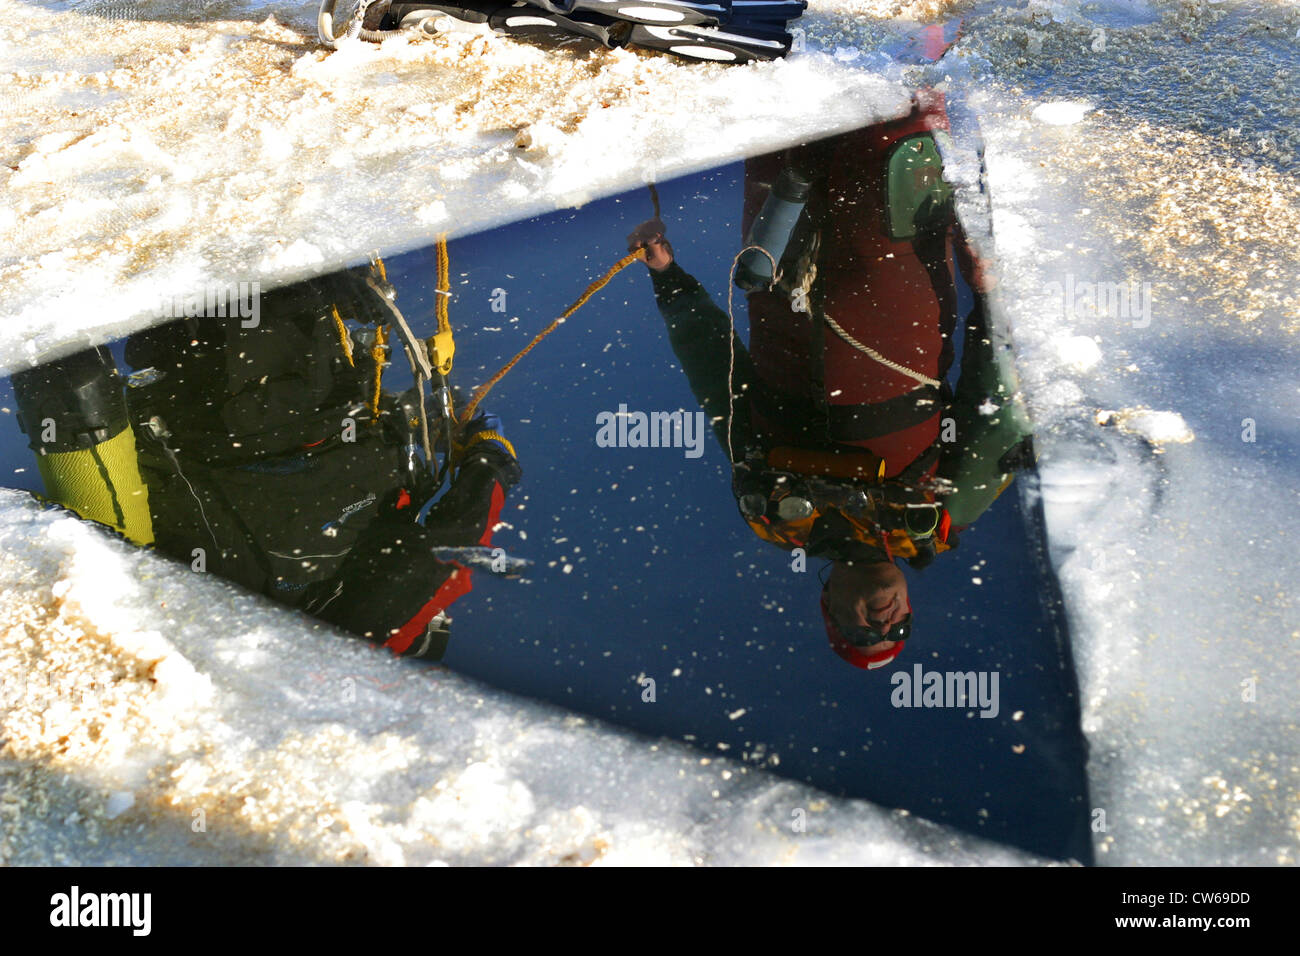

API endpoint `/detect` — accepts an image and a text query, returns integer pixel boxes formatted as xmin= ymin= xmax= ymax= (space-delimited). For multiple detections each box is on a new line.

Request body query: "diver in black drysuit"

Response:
xmin=13 ymin=267 xmax=520 ymax=661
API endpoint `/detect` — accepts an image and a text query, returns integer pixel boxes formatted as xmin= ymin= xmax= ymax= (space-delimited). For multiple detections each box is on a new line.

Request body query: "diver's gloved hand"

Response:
xmin=627 ymin=219 xmax=674 ymax=272
xmin=458 ymin=409 xmax=517 ymax=464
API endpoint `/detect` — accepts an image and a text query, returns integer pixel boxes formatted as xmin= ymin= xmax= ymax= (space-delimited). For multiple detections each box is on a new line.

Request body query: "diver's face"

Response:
xmin=826 ymin=560 xmax=909 ymax=645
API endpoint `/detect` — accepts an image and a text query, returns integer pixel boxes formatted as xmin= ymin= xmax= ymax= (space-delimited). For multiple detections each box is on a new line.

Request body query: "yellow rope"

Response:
xmin=822 ymin=310 xmax=941 ymax=389
xmin=368 ymin=324 xmax=388 ymax=420
xmin=458 ymin=247 xmax=646 ymax=425
xmin=436 ymin=236 xmax=450 ymax=332
xmin=330 ymin=304 xmax=355 ymax=367
xmin=459 ymin=429 xmax=517 ymax=462
xmin=429 ymin=234 xmax=455 ymax=377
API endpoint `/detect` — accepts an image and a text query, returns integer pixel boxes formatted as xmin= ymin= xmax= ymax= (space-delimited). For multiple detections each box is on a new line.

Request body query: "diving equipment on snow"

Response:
xmin=395 ymin=1 xmax=637 ymax=49
xmin=526 ymin=0 xmax=726 ymax=25
xmin=734 ymin=165 xmax=812 ymax=292
xmin=625 ymin=19 xmax=795 ymax=61
xmin=319 ymin=0 xmax=399 ymax=46
xmin=321 ymin=0 xmax=806 ymax=62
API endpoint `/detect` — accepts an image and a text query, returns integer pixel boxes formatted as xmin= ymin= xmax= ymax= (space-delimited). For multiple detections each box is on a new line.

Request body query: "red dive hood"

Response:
xmin=820 ymin=590 xmax=907 ymax=670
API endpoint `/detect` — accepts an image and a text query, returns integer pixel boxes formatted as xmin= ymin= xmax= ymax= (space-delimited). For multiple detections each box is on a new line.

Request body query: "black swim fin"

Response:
xmin=488 ymin=3 xmax=635 ymax=47
xmin=525 ymin=0 xmax=727 ymax=27
xmin=385 ymin=0 xmax=633 ymax=47
xmin=627 ymin=21 xmax=795 ymax=61
xmin=379 ymin=0 xmax=802 ymax=61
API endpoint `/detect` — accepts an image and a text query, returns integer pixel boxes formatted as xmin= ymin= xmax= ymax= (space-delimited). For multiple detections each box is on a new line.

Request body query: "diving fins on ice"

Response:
xmin=537 ymin=0 xmax=807 ymax=29
xmin=729 ymin=0 xmax=806 ymax=22
xmin=488 ymin=5 xmax=635 ymax=48
xmin=619 ymin=0 xmax=807 ymax=61
xmin=382 ymin=0 xmax=725 ymax=30
xmin=626 ymin=20 xmax=795 ymax=61
xmin=386 ymin=1 xmax=634 ymax=48
xmin=526 ymin=0 xmax=727 ymax=27
xmin=362 ymin=0 xmax=805 ymax=61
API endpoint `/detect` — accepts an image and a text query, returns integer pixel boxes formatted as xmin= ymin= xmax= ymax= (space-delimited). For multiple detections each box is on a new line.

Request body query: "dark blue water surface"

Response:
xmin=0 ymin=142 xmax=1092 ymax=863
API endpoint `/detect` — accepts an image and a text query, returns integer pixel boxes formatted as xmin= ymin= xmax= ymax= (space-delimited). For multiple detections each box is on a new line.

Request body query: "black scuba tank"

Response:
xmin=734 ymin=165 xmax=812 ymax=292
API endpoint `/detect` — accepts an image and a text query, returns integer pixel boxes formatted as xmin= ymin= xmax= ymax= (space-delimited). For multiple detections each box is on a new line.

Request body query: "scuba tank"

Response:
xmin=734 ymin=165 xmax=813 ymax=292
xmin=12 ymin=348 xmax=154 ymax=545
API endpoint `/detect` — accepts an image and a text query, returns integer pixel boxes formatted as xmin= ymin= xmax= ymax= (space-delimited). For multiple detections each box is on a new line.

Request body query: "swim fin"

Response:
xmin=539 ymin=0 xmax=809 ymax=31
xmin=386 ymin=1 xmax=634 ymax=48
xmin=627 ymin=20 xmax=796 ymax=61
xmin=525 ymin=0 xmax=727 ymax=27
xmin=376 ymin=0 xmax=803 ymax=61
xmin=488 ymin=3 xmax=635 ymax=47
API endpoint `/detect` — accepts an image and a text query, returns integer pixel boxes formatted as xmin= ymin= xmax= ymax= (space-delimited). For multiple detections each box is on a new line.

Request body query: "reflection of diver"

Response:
xmin=631 ymin=94 xmax=1033 ymax=671
xmin=12 ymin=264 xmax=521 ymax=661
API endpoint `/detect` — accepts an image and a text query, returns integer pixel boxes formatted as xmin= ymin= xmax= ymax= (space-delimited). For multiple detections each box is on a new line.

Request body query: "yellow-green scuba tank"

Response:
xmin=12 ymin=348 xmax=154 ymax=545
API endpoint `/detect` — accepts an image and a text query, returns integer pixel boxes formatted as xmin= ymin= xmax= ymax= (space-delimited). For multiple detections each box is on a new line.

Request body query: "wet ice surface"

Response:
xmin=1 ymin=0 xmax=1297 ymax=866
xmin=948 ymin=1 xmax=1300 ymax=865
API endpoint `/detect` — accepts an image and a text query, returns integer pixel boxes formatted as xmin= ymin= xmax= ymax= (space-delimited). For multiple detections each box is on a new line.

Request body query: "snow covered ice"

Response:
xmin=1 ymin=0 xmax=1297 ymax=866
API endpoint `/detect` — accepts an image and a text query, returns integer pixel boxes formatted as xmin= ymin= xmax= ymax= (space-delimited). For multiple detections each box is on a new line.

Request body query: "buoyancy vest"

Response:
xmin=733 ymin=444 xmax=956 ymax=565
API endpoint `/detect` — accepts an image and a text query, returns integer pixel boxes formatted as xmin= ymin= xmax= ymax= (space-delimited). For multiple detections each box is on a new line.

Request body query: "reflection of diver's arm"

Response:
xmin=304 ymin=442 xmax=520 ymax=657
xmin=648 ymin=261 xmax=757 ymax=454
xmin=937 ymin=296 xmax=1033 ymax=527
